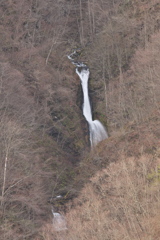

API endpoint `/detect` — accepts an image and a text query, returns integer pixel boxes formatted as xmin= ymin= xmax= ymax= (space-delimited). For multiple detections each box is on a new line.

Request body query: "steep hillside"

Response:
xmin=0 ymin=1 xmax=88 ymax=239
xmin=84 ymin=0 xmax=160 ymax=132
xmin=42 ymin=114 xmax=160 ymax=240
xmin=43 ymin=9 xmax=160 ymax=240
xmin=0 ymin=0 xmax=160 ymax=239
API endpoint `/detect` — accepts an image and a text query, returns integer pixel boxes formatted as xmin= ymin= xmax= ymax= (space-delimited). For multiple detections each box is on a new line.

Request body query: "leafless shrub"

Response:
xmin=65 ymin=154 xmax=160 ymax=240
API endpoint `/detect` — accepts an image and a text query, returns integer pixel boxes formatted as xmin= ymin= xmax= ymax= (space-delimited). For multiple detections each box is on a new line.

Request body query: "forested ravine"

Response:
xmin=0 ymin=1 xmax=160 ymax=239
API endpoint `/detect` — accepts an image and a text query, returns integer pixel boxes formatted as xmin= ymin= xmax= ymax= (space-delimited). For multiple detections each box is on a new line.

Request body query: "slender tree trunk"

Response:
xmin=1 ymin=152 xmax=9 ymax=206
xmin=79 ymin=0 xmax=84 ymax=45
xmin=102 ymin=55 xmax=107 ymax=115
xmin=88 ymin=0 xmax=93 ymax=40
xmin=91 ymin=0 xmax=95 ymax=35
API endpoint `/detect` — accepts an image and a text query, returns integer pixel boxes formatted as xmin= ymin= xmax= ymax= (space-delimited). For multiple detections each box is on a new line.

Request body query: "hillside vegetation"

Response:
xmin=0 ymin=0 xmax=160 ymax=239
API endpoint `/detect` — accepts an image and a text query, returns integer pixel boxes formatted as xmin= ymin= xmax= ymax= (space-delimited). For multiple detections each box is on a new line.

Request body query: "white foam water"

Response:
xmin=52 ymin=210 xmax=67 ymax=232
xmin=76 ymin=68 xmax=108 ymax=147
xmin=68 ymin=51 xmax=108 ymax=147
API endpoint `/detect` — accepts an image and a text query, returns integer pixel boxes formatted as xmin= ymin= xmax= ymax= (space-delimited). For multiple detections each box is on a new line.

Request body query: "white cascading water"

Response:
xmin=68 ymin=51 xmax=108 ymax=147
xmin=52 ymin=209 xmax=67 ymax=232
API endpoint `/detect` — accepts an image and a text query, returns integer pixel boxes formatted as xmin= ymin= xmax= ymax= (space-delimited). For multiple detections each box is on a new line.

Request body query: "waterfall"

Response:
xmin=52 ymin=209 xmax=67 ymax=232
xmin=68 ymin=51 xmax=108 ymax=147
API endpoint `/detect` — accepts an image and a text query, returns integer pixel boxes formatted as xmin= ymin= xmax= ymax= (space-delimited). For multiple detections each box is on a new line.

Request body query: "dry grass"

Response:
xmin=40 ymin=153 xmax=160 ymax=240
xmin=106 ymin=31 xmax=160 ymax=132
xmin=65 ymin=154 xmax=160 ymax=240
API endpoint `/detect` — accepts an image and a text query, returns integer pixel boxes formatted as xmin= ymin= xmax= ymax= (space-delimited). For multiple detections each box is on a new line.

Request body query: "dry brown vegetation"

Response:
xmin=106 ymin=31 xmax=160 ymax=131
xmin=0 ymin=1 xmax=85 ymax=239
xmin=65 ymin=154 xmax=160 ymax=240
xmin=0 ymin=0 xmax=160 ymax=239
xmin=84 ymin=0 xmax=160 ymax=131
xmin=41 ymin=113 xmax=160 ymax=239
